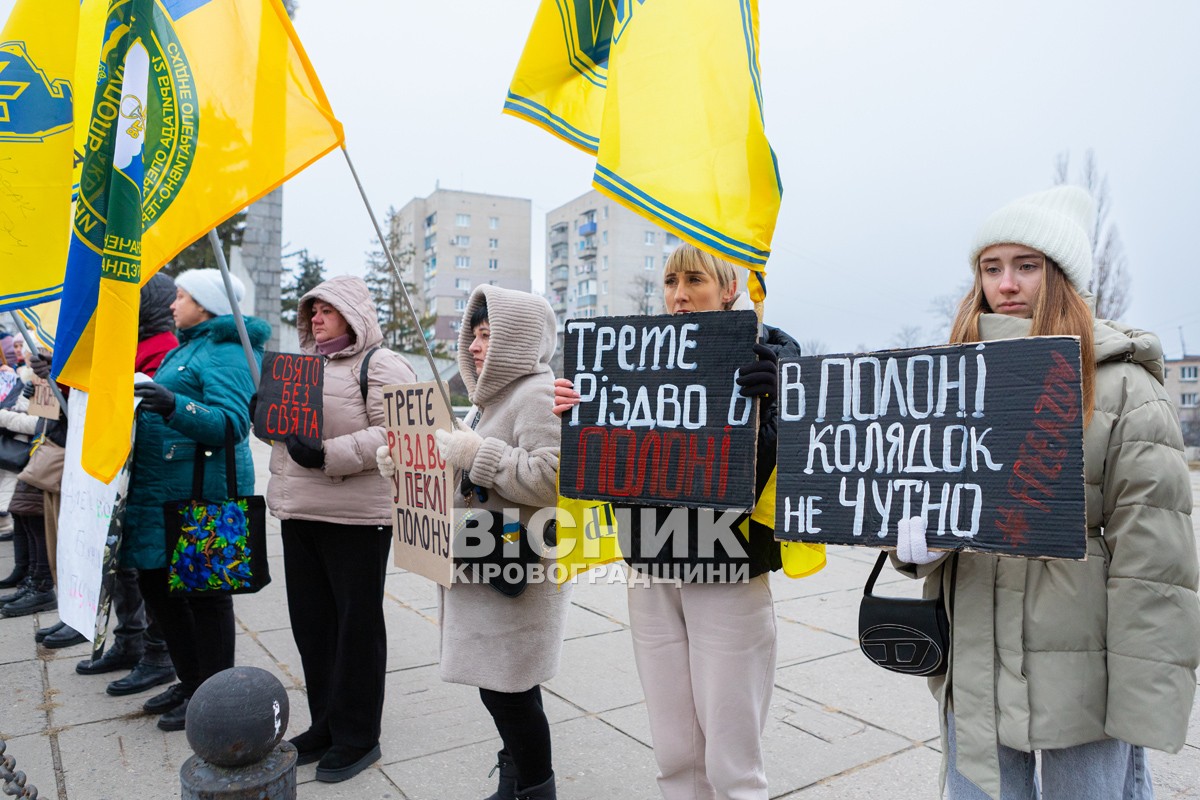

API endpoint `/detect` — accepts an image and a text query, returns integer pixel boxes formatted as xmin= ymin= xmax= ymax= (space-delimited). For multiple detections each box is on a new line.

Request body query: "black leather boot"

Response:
xmin=484 ymin=749 xmax=517 ymax=800
xmin=515 ymin=772 xmax=556 ymax=800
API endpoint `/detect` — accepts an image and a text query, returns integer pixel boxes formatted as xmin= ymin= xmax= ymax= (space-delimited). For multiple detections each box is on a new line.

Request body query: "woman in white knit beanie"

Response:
xmin=891 ymin=186 xmax=1199 ymax=800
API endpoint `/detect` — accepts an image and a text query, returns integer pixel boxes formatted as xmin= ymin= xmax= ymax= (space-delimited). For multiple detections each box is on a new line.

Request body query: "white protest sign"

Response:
xmin=56 ymin=388 xmax=137 ymax=639
xmin=382 ymin=381 xmax=454 ymax=588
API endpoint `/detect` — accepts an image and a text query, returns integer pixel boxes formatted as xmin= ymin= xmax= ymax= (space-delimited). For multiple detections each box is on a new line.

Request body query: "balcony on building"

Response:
xmin=578 ymin=237 xmax=597 ymax=259
xmin=550 ymin=242 xmax=569 ymax=265
xmin=576 ymin=294 xmax=597 ymax=308
xmin=578 ymin=220 xmax=597 ymax=237
xmin=549 ymin=265 xmax=569 ymax=287
xmin=575 ymin=262 xmax=596 ymax=275
xmin=549 ymin=223 xmax=569 ymax=246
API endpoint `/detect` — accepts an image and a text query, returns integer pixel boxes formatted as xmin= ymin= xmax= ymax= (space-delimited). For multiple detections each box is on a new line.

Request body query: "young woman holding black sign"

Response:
xmin=892 ymin=186 xmax=1199 ymax=800
xmin=553 ymin=244 xmax=821 ymax=800
xmin=264 ymin=275 xmax=416 ymax=783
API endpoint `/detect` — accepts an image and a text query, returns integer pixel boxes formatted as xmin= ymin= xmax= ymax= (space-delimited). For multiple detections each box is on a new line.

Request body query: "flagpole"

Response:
xmin=207 ymin=230 xmax=262 ymax=387
xmin=340 ymin=145 xmax=456 ymax=418
xmin=8 ymin=311 xmax=70 ymax=420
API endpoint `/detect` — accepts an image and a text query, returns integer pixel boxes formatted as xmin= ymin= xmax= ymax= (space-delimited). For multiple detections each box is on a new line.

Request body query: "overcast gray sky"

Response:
xmin=15 ymin=0 xmax=1197 ymax=356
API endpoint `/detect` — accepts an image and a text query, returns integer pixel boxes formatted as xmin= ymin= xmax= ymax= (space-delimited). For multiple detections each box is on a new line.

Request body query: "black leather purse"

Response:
xmin=858 ymin=550 xmax=958 ymax=677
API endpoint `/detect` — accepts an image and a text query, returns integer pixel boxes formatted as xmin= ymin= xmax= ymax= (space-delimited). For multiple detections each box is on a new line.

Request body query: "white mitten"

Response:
xmin=896 ymin=516 xmax=941 ymax=565
xmin=375 ymin=444 xmax=396 ymax=479
xmin=434 ymin=423 xmax=484 ymax=470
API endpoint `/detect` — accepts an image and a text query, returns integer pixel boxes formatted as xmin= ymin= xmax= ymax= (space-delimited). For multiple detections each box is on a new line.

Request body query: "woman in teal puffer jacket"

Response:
xmin=122 ymin=269 xmax=269 ymax=732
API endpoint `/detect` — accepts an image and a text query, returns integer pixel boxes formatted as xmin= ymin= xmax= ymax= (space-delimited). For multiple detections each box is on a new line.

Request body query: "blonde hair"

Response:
xmin=949 ymin=257 xmax=1096 ymax=425
xmin=663 ymin=244 xmax=739 ymax=310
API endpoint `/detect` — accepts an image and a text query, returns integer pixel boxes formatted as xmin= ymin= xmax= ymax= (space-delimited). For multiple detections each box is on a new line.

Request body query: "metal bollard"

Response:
xmin=179 ymin=666 xmax=296 ymax=800
xmin=0 ymin=738 xmax=40 ymax=799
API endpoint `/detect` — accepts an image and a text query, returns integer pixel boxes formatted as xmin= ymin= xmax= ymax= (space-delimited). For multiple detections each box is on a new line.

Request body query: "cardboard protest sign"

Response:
xmin=383 ymin=381 xmax=454 ymax=587
xmin=774 ymin=337 xmax=1086 ymax=560
xmin=560 ymin=310 xmax=759 ymax=511
xmin=253 ymin=352 xmax=323 ymax=448
xmin=28 ymin=377 xmax=61 ymax=419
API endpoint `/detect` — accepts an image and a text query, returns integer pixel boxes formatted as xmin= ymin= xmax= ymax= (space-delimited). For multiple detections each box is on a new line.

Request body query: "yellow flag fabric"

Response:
xmin=13 ymin=301 xmax=60 ymax=351
xmin=0 ymin=0 xmax=81 ymax=311
xmin=505 ymin=0 xmax=781 ymax=271
xmin=744 ymin=468 xmax=826 ymax=579
xmin=52 ymin=0 xmax=343 ymax=482
xmin=554 ymin=482 xmax=623 ymax=585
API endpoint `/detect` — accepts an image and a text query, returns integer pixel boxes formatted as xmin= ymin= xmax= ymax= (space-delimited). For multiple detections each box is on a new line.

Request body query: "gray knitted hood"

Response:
xmin=298 ymin=275 xmax=383 ymax=358
xmin=458 ymin=284 xmax=556 ymax=407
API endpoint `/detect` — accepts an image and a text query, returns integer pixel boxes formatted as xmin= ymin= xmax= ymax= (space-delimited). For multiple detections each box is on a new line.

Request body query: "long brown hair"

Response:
xmin=948 ymin=258 xmax=1095 ymax=425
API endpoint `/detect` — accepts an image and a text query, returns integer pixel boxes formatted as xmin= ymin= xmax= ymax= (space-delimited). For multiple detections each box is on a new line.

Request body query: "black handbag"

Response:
xmin=162 ymin=421 xmax=270 ymax=595
xmin=858 ymin=550 xmax=958 ymax=676
xmin=452 ymin=476 xmax=540 ymax=598
xmin=0 ymin=429 xmax=32 ymax=473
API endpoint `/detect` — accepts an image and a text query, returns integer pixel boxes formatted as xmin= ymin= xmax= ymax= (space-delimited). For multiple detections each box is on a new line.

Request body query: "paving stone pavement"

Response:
xmin=1 ymin=442 xmax=1198 ymax=799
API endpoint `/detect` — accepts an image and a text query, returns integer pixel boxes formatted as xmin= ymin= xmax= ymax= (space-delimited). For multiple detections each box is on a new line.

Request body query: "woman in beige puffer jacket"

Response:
xmin=265 ymin=275 xmax=416 ymax=783
xmin=894 ymin=186 xmax=1200 ymax=800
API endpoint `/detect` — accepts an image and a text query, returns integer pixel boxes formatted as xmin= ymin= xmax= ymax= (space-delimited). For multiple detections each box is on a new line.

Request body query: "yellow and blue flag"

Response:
xmin=0 ymin=0 xmax=82 ymax=311
xmin=505 ymin=0 xmax=782 ymax=280
xmin=52 ymin=0 xmax=343 ymax=482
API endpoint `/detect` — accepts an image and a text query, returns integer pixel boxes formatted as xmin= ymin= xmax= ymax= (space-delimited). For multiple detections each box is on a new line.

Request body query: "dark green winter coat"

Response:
xmin=121 ymin=315 xmax=270 ymax=570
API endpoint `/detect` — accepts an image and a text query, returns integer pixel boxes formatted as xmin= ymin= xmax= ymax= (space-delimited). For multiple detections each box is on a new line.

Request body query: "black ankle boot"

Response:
xmin=484 ymin=749 xmax=517 ymax=800
xmin=515 ymin=772 xmax=556 ymax=800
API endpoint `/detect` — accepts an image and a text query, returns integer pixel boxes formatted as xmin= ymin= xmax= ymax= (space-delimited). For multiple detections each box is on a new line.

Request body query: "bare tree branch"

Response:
xmin=890 ymin=325 xmax=926 ymax=349
xmin=797 ymin=339 xmax=828 ymax=356
xmin=626 ymin=274 xmax=661 ymax=316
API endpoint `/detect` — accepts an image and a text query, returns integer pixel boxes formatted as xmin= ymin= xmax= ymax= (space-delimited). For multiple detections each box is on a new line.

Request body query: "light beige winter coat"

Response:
xmin=266 ymin=275 xmax=416 ymax=526
xmin=899 ymin=314 xmax=1200 ymax=799
xmin=437 ymin=284 xmax=572 ymax=693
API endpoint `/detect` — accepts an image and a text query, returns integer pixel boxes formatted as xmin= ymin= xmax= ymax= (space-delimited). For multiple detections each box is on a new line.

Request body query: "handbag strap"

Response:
xmin=359 ymin=347 xmax=380 ymax=403
xmin=864 ymin=546 xmax=960 ymax=604
xmin=189 ymin=418 xmax=240 ymax=499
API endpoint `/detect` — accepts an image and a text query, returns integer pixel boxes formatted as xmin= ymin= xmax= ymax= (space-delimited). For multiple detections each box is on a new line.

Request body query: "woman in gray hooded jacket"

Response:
xmin=264 ymin=275 xmax=416 ymax=783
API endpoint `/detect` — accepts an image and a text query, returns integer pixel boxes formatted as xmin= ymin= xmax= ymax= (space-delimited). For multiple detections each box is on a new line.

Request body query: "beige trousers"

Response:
xmin=627 ymin=572 xmax=777 ymax=800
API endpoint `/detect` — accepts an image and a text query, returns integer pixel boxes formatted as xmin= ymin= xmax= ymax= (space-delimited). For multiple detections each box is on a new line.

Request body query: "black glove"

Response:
xmin=133 ymin=382 xmax=176 ymax=417
xmin=22 ymin=382 xmax=35 ymax=399
xmin=735 ymin=343 xmax=779 ymax=400
xmin=459 ymin=470 xmax=488 ymax=502
xmin=285 ymin=433 xmax=325 ymax=470
xmin=28 ymin=352 xmax=51 ymax=380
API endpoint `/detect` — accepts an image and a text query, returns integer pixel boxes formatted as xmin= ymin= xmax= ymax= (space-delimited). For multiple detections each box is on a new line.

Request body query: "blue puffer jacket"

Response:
xmin=121 ymin=314 xmax=270 ymax=570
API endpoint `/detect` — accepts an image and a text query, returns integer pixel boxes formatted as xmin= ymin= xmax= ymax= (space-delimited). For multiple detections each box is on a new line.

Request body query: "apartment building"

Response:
xmin=545 ymin=189 xmax=681 ymax=329
xmin=392 ymin=189 xmax=531 ymax=351
xmin=1165 ymin=354 xmax=1200 ymax=456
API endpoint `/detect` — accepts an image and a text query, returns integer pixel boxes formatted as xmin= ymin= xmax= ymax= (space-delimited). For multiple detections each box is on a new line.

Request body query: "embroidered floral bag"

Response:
xmin=163 ymin=420 xmax=270 ymax=595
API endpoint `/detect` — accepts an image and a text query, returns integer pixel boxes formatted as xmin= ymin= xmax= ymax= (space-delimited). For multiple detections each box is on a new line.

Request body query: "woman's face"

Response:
xmin=979 ymin=244 xmax=1046 ymax=319
xmin=469 ymin=321 xmax=491 ymax=375
xmin=171 ymin=289 xmax=210 ymax=330
xmin=12 ymin=339 xmax=23 ymax=362
xmin=310 ymin=300 xmax=349 ymax=343
xmin=662 ymin=269 xmax=736 ymax=314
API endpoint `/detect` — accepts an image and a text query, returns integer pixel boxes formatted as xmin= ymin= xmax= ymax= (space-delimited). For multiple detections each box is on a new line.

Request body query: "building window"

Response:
xmin=423 ymin=234 xmax=436 ymax=250
xmin=455 ymin=256 xmax=470 ymax=268
xmin=601 ymin=281 xmax=608 ymax=295
xmin=455 ymin=278 xmax=471 ymax=290
xmin=489 ymin=216 xmax=499 ymax=229
xmin=450 ymin=320 xmax=460 ymax=332
xmin=1182 ymin=393 xmax=1199 ymax=408
xmin=602 ymin=256 xmax=608 ymax=270
xmin=665 ymin=233 xmax=680 ymax=247
xmin=488 ymin=238 xmax=499 ymax=249
xmin=488 ymin=258 xmax=499 ymax=270
xmin=602 ymin=305 xmax=608 ymax=315
xmin=1182 ymin=366 xmax=1199 ymax=382
xmin=601 ymin=230 xmax=608 ymax=245
xmin=644 ymin=231 xmax=656 ymax=245
xmin=645 ymin=256 xmax=655 ymax=270
xmin=456 ymin=213 xmax=471 ymax=227
xmin=451 ymin=235 xmax=470 ymax=246
xmin=602 ymin=206 xmax=609 ymax=220
xmin=455 ymin=298 xmax=467 ymax=311
xmin=424 ymin=212 xmax=437 ymax=230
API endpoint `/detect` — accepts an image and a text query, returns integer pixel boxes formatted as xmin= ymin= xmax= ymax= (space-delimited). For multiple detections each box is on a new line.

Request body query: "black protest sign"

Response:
xmin=560 ymin=310 xmax=759 ymax=511
xmin=774 ymin=336 xmax=1086 ymax=559
xmin=253 ymin=352 xmax=324 ymax=449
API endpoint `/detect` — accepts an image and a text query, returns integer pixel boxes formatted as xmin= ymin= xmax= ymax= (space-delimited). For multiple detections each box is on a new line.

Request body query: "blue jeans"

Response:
xmin=946 ymin=712 xmax=1154 ymax=799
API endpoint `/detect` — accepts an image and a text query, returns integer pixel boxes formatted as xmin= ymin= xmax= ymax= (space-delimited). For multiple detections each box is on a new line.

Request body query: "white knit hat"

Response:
xmin=969 ymin=185 xmax=1096 ymax=293
xmin=174 ymin=268 xmax=244 ymax=317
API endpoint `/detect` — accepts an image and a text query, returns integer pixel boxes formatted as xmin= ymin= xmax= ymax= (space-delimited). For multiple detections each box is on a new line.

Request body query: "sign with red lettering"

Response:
xmin=382 ymin=381 xmax=454 ymax=587
xmin=774 ymin=337 xmax=1086 ymax=559
xmin=253 ymin=352 xmax=324 ymax=449
xmin=560 ymin=311 xmax=759 ymax=511
xmin=28 ymin=377 xmax=61 ymax=420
